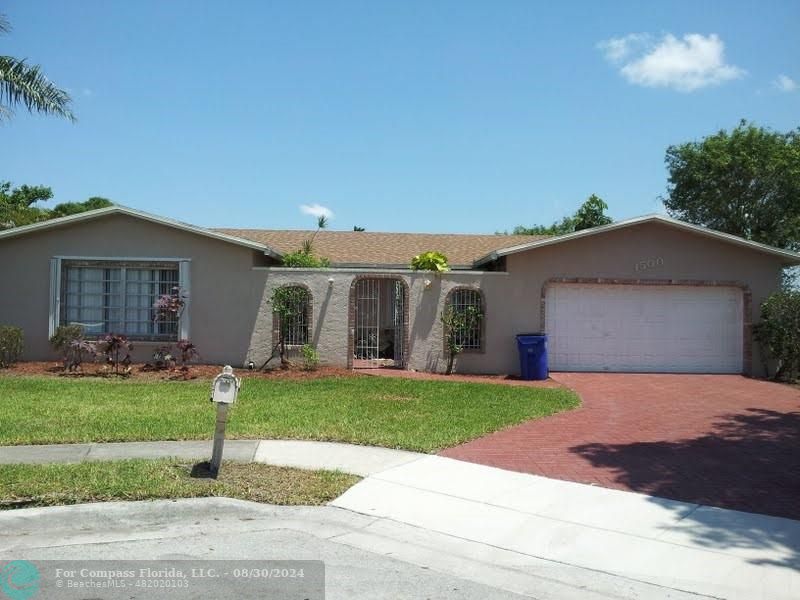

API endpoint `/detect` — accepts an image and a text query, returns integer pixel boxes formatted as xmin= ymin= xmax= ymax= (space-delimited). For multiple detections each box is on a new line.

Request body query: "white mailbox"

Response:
xmin=210 ymin=365 xmax=241 ymax=404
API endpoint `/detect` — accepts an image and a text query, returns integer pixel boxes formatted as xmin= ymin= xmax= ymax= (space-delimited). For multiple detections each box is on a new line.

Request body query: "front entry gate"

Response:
xmin=352 ymin=278 xmax=406 ymax=368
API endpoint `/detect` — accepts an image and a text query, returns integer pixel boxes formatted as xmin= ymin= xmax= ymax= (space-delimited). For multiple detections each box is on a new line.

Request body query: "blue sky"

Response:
xmin=2 ymin=1 xmax=798 ymax=233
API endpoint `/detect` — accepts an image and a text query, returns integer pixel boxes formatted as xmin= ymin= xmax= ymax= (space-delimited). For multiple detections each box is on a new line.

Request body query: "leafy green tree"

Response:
xmin=269 ymin=286 xmax=311 ymax=367
xmin=512 ymin=217 xmax=574 ymax=236
xmin=304 ymin=215 xmax=328 ymax=253
xmin=511 ymin=195 xmax=612 ymax=236
xmin=663 ymin=121 xmax=800 ymax=251
xmin=755 ymin=290 xmax=800 ymax=381
xmin=0 ymin=182 xmax=113 ymax=230
xmin=283 ymin=215 xmax=330 ymax=267
xmin=0 ymin=181 xmax=52 ymax=228
xmin=0 ymin=14 xmax=74 ymax=122
xmin=441 ymin=304 xmax=482 ymax=375
xmin=572 ymin=194 xmax=613 ymax=231
xmin=49 ymin=197 xmax=113 ymax=218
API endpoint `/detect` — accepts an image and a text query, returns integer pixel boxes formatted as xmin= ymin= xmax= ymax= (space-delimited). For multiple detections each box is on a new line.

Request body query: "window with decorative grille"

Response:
xmin=61 ymin=262 xmax=179 ymax=340
xmin=447 ymin=288 xmax=483 ymax=350
xmin=279 ymin=286 xmax=311 ymax=346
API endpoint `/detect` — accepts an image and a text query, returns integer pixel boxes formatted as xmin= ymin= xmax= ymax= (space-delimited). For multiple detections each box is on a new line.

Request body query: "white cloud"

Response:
xmin=599 ymin=33 xmax=745 ymax=92
xmin=300 ymin=203 xmax=334 ymax=220
xmin=597 ymin=33 xmax=650 ymax=63
xmin=773 ymin=74 xmax=798 ymax=92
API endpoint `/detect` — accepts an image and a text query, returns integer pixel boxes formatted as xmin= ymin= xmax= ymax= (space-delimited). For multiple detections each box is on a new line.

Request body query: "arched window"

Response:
xmin=274 ymin=285 xmax=312 ymax=347
xmin=445 ymin=287 xmax=484 ymax=351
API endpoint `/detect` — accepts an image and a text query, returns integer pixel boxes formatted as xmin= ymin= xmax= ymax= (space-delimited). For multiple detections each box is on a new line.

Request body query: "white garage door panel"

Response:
xmin=545 ymin=284 xmax=743 ymax=373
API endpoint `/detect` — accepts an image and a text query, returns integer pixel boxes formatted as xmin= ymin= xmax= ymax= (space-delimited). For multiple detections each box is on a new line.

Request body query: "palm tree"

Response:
xmin=0 ymin=14 xmax=74 ymax=122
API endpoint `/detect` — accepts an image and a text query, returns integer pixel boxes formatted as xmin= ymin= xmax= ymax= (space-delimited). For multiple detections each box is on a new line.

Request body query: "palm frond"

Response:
xmin=0 ymin=15 xmax=10 ymax=35
xmin=0 ymin=56 xmax=75 ymax=121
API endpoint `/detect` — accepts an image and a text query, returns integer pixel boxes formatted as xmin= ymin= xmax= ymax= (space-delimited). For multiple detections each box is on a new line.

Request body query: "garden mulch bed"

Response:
xmin=2 ymin=361 xmax=357 ymax=382
xmin=3 ymin=361 xmax=562 ymax=387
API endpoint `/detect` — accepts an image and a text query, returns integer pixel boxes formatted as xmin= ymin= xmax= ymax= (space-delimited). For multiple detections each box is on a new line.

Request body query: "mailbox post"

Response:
xmin=209 ymin=365 xmax=241 ymax=477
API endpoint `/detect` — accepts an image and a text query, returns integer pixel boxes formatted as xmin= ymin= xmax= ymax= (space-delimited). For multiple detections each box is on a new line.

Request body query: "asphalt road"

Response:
xmin=0 ymin=499 xmax=527 ymax=600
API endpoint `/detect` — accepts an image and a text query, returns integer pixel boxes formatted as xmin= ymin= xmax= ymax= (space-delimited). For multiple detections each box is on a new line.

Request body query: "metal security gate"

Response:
xmin=391 ymin=279 xmax=405 ymax=365
xmin=353 ymin=278 xmax=405 ymax=368
xmin=354 ymin=279 xmax=380 ymax=363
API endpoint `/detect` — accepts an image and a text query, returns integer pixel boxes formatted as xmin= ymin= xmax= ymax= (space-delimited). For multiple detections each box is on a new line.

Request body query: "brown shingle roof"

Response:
xmin=213 ymin=229 xmax=547 ymax=268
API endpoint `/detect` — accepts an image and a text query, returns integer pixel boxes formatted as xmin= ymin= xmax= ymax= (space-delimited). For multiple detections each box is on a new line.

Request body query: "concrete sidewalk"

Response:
xmin=333 ymin=455 xmax=800 ymax=600
xmin=0 ymin=439 xmax=423 ymax=477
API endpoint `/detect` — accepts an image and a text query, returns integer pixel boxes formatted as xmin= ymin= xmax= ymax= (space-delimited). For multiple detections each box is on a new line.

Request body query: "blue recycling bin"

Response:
xmin=516 ymin=334 xmax=548 ymax=380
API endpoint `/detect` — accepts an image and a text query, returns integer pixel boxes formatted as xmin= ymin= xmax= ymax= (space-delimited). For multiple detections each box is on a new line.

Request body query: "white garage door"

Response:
xmin=545 ymin=284 xmax=743 ymax=373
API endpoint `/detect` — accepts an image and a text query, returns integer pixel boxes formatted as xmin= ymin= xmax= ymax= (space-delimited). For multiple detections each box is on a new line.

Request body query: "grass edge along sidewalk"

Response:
xmin=0 ymin=459 xmax=360 ymax=509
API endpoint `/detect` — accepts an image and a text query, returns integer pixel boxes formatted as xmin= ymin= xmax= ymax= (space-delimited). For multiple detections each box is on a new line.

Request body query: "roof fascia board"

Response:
xmin=474 ymin=214 xmax=800 ymax=266
xmin=0 ymin=206 xmax=283 ymax=258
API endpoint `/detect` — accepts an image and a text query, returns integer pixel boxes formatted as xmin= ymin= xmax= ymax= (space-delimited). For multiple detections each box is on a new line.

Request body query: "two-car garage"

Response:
xmin=544 ymin=283 xmax=744 ymax=374
xmin=485 ymin=214 xmax=800 ymax=379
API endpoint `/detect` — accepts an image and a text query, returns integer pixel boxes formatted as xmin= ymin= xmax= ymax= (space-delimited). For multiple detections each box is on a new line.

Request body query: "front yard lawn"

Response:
xmin=0 ymin=459 xmax=358 ymax=509
xmin=0 ymin=375 xmax=578 ymax=452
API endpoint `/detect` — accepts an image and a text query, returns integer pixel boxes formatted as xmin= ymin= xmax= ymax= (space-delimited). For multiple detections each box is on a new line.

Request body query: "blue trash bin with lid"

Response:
xmin=516 ymin=334 xmax=548 ymax=380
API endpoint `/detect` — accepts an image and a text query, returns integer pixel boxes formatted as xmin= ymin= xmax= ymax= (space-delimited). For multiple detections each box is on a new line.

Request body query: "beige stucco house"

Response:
xmin=1 ymin=205 xmax=798 ymax=376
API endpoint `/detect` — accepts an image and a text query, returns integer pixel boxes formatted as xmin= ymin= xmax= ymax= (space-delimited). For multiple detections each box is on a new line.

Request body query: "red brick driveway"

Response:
xmin=440 ymin=373 xmax=800 ymax=520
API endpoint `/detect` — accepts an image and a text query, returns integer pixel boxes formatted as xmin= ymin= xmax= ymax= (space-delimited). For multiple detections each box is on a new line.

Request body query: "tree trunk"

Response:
xmin=279 ymin=331 xmax=290 ymax=369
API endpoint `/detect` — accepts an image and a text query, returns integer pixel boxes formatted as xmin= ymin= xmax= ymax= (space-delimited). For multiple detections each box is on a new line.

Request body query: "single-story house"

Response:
xmin=0 ymin=205 xmax=798 ymax=376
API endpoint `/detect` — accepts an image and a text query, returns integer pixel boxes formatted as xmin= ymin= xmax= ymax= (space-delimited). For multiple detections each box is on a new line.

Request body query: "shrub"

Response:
xmin=143 ymin=341 xmax=197 ymax=377
xmin=50 ymin=325 xmax=96 ymax=372
xmin=300 ymin=344 xmax=320 ymax=371
xmin=755 ymin=290 xmax=800 ymax=381
xmin=282 ymin=251 xmax=330 ymax=268
xmin=154 ymin=286 xmax=187 ymax=322
xmin=96 ymin=334 xmax=133 ymax=376
xmin=411 ymin=251 xmax=450 ymax=272
xmin=66 ymin=339 xmax=98 ymax=373
xmin=176 ymin=339 xmax=199 ymax=367
xmin=0 ymin=325 xmax=23 ymax=368
xmin=49 ymin=324 xmax=84 ymax=352
xmin=149 ymin=346 xmax=176 ymax=371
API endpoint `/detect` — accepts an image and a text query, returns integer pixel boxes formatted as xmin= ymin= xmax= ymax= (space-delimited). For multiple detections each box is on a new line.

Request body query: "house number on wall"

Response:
xmin=635 ymin=257 xmax=665 ymax=272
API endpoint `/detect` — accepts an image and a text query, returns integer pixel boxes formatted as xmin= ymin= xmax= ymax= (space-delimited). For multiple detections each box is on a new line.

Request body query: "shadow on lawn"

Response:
xmin=571 ymin=408 xmax=800 ymax=569
xmin=189 ymin=462 xmax=215 ymax=479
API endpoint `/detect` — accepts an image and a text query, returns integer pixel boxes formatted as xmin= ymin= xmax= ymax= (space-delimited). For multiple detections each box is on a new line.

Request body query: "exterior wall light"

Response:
xmin=424 ymin=279 xmax=432 ymax=289
xmin=328 ymin=277 xmax=335 ymax=287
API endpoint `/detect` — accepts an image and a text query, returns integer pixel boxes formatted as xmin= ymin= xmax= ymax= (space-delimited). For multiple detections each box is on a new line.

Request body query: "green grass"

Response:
xmin=0 ymin=459 xmax=360 ymax=509
xmin=0 ymin=375 xmax=579 ymax=452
